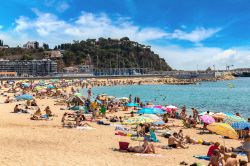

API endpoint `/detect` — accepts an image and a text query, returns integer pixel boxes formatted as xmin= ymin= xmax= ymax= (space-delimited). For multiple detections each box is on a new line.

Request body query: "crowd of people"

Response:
xmin=0 ymin=79 xmax=249 ymax=166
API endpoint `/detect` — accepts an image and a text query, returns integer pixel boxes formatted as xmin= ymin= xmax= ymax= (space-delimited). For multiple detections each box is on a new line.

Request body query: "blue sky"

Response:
xmin=0 ymin=0 xmax=250 ymax=70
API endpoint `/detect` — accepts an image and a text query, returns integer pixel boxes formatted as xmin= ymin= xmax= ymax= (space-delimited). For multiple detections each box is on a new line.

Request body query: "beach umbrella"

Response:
xmin=34 ymin=86 xmax=43 ymax=91
xmin=162 ymin=105 xmax=178 ymax=113
xmin=207 ymin=123 xmax=239 ymax=139
xmin=212 ymin=113 xmax=227 ymax=120
xmin=74 ymin=93 xmax=82 ymax=97
xmin=231 ymin=122 xmax=250 ymax=130
xmin=199 ymin=112 xmax=214 ymax=116
xmin=22 ymin=83 xmax=30 ymax=88
xmin=122 ymin=116 xmax=154 ymax=125
xmin=47 ymin=85 xmax=55 ymax=89
xmin=38 ymin=80 xmax=45 ymax=86
xmin=224 ymin=115 xmax=246 ymax=125
xmin=39 ymin=89 xmax=47 ymax=93
xmin=137 ymin=108 xmax=165 ymax=115
xmin=126 ymin=103 xmax=139 ymax=107
xmin=16 ymin=94 xmax=33 ymax=100
xmin=200 ymin=115 xmax=215 ymax=124
xmin=153 ymin=105 xmax=162 ymax=109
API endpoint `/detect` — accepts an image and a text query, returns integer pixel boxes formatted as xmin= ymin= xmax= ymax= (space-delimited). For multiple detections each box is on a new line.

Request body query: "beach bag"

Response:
xmin=119 ymin=142 xmax=129 ymax=150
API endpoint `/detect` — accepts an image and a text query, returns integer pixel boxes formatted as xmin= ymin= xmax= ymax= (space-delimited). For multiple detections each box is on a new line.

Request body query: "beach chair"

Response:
xmin=150 ymin=130 xmax=159 ymax=142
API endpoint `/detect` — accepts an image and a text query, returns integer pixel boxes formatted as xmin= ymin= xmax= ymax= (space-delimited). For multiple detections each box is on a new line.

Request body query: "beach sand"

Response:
xmin=0 ymin=88 xmax=246 ymax=166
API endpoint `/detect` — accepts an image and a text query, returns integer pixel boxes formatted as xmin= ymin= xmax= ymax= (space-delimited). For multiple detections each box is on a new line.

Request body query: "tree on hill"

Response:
xmin=58 ymin=37 xmax=172 ymax=71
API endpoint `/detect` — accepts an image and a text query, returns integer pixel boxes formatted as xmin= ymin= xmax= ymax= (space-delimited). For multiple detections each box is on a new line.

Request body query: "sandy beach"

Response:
xmin=0 ymin=79 xmax=248 ymax=166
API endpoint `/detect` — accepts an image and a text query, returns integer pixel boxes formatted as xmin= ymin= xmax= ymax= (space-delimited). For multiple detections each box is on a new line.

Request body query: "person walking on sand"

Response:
xmin=88 ymin=88 xmax=92 ymax=98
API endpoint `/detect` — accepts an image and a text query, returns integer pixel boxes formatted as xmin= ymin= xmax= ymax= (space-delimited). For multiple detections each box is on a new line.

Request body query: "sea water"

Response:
xmin=82 ymin=77 xmax=250 ymax=117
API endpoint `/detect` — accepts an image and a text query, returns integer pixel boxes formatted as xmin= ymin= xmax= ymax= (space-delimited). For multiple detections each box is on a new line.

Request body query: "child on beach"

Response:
xmin=208 ymin=149 xmax=223 ymax=166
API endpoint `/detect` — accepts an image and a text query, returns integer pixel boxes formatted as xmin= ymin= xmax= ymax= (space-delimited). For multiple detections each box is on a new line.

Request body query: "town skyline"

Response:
xmin=1 ymin=0 xmax=250 ymax=70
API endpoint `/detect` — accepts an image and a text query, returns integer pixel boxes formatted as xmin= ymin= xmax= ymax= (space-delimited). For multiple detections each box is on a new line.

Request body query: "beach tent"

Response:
xmin=207 ymin=123 xmax=239 ymax=139
xmin=67 ymin=96 xmax=84 ymax=104
xmin=16 ymin=94 xmax=33 ymax=100
xmin=126 ymin=103 xmax=139 ymax=107
xmin=231 ymin=122 xmax=250 ymax=130
xmin=224 ymin=115 xmax=246 ymax=125
xmin=200 ymin=115 xmax=215 ymax=124
xmin=69 ymin=105 xmax=86 ymax=111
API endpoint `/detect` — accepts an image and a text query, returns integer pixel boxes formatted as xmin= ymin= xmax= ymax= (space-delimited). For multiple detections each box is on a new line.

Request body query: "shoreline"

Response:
xmin=0 ymin=73 xmax=235 ymax=86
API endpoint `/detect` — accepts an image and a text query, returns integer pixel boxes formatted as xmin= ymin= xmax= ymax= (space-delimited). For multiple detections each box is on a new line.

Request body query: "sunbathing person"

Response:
xmin=30 ymin=108 xmax=43 ymax=120
xmin=127 ymin=140 xmax=155 ymax=153
xmin=31 ymin=100 xmax=38 ymax=106
xmin=4 ymin=96 xmax=11 ymax=103
xmin=224 ymin=153 xmax=238 ymax=166
xmin=44 ymin=106 xmax=53 ymax=116
xmin=168 ymin=133 xmax=188 ymax=149
xmin=75 ymin=115 xmax=91 ymax=127
xmin=185 ymin=135 xmax=198 ymax=144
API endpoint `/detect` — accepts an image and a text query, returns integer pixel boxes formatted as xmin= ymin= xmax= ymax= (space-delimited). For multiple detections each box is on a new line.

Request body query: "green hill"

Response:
xmin=0 ymin=37 xmax=172 ymax=71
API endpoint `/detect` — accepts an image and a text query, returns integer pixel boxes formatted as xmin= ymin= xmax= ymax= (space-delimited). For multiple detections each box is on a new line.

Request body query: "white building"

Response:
xmin=23 ymin=41 xmax=39 ymax=49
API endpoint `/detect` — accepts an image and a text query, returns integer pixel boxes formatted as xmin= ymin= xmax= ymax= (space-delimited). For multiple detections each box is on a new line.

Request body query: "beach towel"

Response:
xmin=115 ymin=126 xmax=130 ymax=132
xmin=76 ymin=126 xmax=95 ymax=130
xmin=235 ymin=151 xmax=247 ymax=156
xmin=193 ymin=155 xmax=210 ymax=161
xmin=133 ymin=154 xmax=162 ymax=157
xmin=131 ymin=137 xmax=144 ymax=141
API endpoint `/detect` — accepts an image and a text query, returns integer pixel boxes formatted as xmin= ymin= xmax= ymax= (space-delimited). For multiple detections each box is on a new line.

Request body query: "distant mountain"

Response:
xmin=0 ymin=37 xmax=172 ymax=71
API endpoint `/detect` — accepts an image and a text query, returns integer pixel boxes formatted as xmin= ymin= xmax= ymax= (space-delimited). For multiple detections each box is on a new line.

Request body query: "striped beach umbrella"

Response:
xmin=231 ymin=122 xmax=250 ymax=130
xmin=122 ymin=116 xmax=154 ymax=125
xmin=224 ymin=115 xmax=246 ymax=125
xmin=207 ymin=123 xmax=239 ymax=139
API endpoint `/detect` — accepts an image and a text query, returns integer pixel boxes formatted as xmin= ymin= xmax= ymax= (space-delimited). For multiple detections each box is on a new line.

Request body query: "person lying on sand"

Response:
xmin=75 ymin=115 xmax=91 ymax=127
xmin=185 ymin=135 xmax=198 ymax=144
xmin=127 ymin=140 xmax=155 ymax=154
xmin=168 ymin=132 xmax=188 ymax=149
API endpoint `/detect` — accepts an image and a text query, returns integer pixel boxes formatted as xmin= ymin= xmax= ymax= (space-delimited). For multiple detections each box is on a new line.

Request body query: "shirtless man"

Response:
xmin=168 ymin=133 xmax=188 ymax=149
xmin=225 ymin=153 xmax=238 ymax=166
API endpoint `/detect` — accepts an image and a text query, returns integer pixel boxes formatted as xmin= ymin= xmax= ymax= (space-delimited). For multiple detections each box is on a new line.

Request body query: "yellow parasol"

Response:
xmin=207 ymin=123 xmax=239 ymax=139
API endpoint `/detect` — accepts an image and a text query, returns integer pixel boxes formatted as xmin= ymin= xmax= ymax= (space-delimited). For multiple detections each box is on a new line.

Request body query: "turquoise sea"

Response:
xmin=83 ymin=78 xmax=250 ymax=117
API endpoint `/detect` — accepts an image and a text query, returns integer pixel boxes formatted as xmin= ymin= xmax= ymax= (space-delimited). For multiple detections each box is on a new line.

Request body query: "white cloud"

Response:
xmin=11 ymin=9 xmax=220 ymax=45
xmin=1 ymin=9 xmax=236 ymax=69
xmin=57 ymin=1 xmax=70 ymax=12
xmin=165 ymin=27 xmax=221 ymax=43
xmin=153 ymin=45 xmax=250 ymax=70
xmin=44 ymin=0 xmax=70 ymax=12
